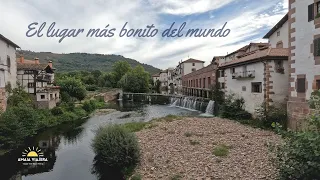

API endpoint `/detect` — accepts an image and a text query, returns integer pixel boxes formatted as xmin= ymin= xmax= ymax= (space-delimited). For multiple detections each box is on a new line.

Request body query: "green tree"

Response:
xmin=118 ymin=65 xmax=150 ymax=93
xmin=112 ymin=61 xmax=132 ymax=84
xmin=91 ymin=70 xmax=102 ymax=79
xmin=57 ymin=77 xmax=87 ymax=101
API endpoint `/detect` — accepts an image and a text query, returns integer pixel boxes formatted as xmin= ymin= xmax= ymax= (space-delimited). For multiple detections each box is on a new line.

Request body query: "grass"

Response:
xmin=120 ymin=122 xmax=148 ymax=132
xmin=189 ymin=139 xmax=200 ymax=145
xmin=184 ymin=132 xmax=193 ymax=137
xmin=170 ymin=174 xmax=182 ymax=180
xmin=120 ymin=114 xmax=183 ymax=133
xmin=212 ymin=144 xmax=230 ymax=157
xmin=130 ymin=174 xmax=142 ymax=180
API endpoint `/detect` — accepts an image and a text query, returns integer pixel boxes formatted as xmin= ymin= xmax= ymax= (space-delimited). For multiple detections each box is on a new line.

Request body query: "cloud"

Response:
xmin=147 ymin=0 xmax=235 ymax=15
xmin=0 ymin=0 xmax=287 ymax=70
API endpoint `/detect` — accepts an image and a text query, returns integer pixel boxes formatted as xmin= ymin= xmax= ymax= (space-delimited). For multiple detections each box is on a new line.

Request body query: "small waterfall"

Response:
xmin=192 ymin=100 xmax=197 ymax=109
xmin=205 ymin=100 xmax=215 ymax=115
xmin=118 ymin=90 xmax=123 ymax=100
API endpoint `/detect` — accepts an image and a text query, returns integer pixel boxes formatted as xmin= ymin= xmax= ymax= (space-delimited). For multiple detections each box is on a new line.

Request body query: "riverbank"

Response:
xmin=133 ymin=117 xmax=282 ymax=179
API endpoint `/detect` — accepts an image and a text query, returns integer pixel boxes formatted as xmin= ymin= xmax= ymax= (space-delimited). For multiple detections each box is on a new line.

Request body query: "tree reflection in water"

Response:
xmin=91 ymin=155 xmax=128 ymax=180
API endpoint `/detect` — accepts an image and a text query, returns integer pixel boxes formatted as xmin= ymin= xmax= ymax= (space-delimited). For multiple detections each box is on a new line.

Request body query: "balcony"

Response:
xmin=232 ymin=70 xmax=255 ymax=79
xmin=36 ymin=74 xmax=52 ymax=82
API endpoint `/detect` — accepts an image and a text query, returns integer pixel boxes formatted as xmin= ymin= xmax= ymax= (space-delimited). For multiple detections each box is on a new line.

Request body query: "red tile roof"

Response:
xmin=152 ymin=73 xmax=160 ymax=77
xmin=220 ymin=47 xmax=288 ymax=67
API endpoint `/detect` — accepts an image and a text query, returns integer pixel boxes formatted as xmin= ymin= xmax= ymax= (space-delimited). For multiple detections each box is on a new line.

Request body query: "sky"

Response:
xmin=0 ymin=0 xmax=288 ymax=69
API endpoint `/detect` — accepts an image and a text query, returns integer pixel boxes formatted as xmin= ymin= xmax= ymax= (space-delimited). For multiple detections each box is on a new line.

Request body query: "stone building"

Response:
xmin=0 ymin=34 xmax=20 ymax=111
xmin=287 ymin=0 xmax=320 ymax=129
xmin=16 ymin=56 xmax=60 ymax=109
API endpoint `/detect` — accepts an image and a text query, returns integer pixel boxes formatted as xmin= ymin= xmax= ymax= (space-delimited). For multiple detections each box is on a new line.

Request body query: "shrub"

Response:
xmin=220 ymin=94 xmax=252 ymax=120
xmin=212 ymin=144 xmax=230 ymax=157
xmin=255 ymin=103 xmax=287 ymax=129
xmin=86 ymin=84 xmax=98 ymax=91
xmin=51 ymin=107 xmax=64 ymax=116
xmin=91 ymin=125 xmax=140 ymax=179
xmin=272 ymin=92 xmax=320 ymax=179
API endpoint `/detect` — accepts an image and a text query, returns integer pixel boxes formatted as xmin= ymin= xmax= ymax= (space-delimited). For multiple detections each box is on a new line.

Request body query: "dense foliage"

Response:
xmin=118 ymin=65 xmax=151 ymax=93
xmin=255 ymin=103 xmax=287 ymax=129
xmin=272 ymin=90 xmax=320 ymax=179
xmin=219 ymin=94 xmax=252 ymax=120
xmin=0 ymin=85 xmax=102 ymax=149
xmin=17 ymin=50 xmax=160 ymax=74
xmin=56 ymin=61 xmax=153 ymax=93
xmin=91 ymin=125 xmax=140 ymax=179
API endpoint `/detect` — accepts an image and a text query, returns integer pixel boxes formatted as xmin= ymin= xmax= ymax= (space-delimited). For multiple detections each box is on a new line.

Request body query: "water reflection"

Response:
xmin=1 ymin=102 xmax=200 ymax=180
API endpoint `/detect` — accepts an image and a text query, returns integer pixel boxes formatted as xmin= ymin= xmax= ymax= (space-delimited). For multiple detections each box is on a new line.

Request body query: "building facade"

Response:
xmin=181 ymin=57 xmax=220 ymax=98
xmin=218 ymin=41 xmax=289 ymax=114
xmin=172 ymin=58 xmax=205 ymax=95
xmin=0 ymin=34 xmax=19 ymax=111
xmin=17 ymin=56 xmax=60 ymax=109
xmin=287 ymin=0 xmax=320 ymax=129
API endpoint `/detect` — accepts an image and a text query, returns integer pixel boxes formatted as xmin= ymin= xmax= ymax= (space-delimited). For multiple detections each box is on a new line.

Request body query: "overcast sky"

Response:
xmin=0 ymin=0 xmax=287 ymax=69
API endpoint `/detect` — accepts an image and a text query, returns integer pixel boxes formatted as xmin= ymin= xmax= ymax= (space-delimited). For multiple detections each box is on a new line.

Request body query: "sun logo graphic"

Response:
xmin=18 ymin=146 xmax=48 ymax=165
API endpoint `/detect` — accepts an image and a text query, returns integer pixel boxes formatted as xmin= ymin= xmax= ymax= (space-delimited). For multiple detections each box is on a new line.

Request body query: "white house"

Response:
xmin=287 ymin=0 xmax=320 ymax=129
xmin=218 ymin=41 xmax=289 ymax=115
xmin=16 ymin=56 xmax=60 ymax=109
xmin=172 ymin=58 xmax=205 ymax=95
xmin=0 ymin=34 xmax=20 ymax=111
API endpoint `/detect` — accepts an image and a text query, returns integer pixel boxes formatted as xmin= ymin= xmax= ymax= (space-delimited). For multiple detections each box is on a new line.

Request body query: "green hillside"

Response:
xmin=17 ymin=50 xmax=160 ymax=74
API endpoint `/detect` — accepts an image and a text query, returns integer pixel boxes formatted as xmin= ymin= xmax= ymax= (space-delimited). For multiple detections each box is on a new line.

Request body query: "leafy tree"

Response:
xmin=91 ymin=70 xmax=102 ymax=79
xmin=118 ymin=66 xmax=150 ymax=93
xmin=6 ymin=84 xmax=33 ymax=108
xmin=112 ymin=61 xmax=132 ymax=84
xmin=154 ymin=80 xmax=161 ymax=93
xmin=57 ymin=77 xmax=87 ymax=101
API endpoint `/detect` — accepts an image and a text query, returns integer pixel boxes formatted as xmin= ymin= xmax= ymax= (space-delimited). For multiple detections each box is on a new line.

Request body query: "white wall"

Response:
xmin=183 ymin=62 xmax=204 ymax=75
xmin=269 ymin=21 xmax=289 ymax=48
xmin=0 ymin=39 xmax=17 ymax=88
xmin=223 ymin=63 xmax=265 ymax=114
xmin=270 ymin=60 xmax=289 ymax=104
xmin=291 ymin=0 xmax=320 ymax=100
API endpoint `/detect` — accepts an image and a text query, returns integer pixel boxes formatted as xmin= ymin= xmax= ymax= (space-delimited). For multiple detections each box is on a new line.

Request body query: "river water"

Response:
xmin=1 ymin=101 xmax=200 ymax=180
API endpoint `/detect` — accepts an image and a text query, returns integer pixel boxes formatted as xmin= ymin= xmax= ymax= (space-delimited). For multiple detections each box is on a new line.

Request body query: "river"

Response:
xmin=1 ymin=101 xmax=200 ymax=180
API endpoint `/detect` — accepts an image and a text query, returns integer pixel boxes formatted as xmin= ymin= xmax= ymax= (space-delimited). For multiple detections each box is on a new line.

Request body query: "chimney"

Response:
xmin=48 ymin=60 xmax=53 ymax=68
xmin=20 ymin=55 xmax=24 ymax=64
xmin=34 ymin=57 xmax=39 ymax=64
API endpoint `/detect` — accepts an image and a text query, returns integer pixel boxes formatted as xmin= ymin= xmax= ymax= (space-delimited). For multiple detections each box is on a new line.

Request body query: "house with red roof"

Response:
xmin=16 ymin=56 xmax=60 ymax=109
xmin=217 ymin=15 xmax=289 ymax=115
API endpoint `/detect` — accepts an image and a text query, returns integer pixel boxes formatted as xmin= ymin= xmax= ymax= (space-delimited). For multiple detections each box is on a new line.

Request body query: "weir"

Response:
xmin=121 ymin=93 xmax=216 ymax=115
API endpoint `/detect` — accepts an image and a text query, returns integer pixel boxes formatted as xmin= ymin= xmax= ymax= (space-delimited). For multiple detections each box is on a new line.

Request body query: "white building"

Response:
xmin=0 ymin=34 xmax=20 ymax=111
xmin=172 ymin=58 xmax=205 ymax=95
xmin=16 ymin=56 xmax=60 ymax=109
xmin=287 ymin=0 xmax=320 ymax=129
xmin=218 ymin=40 xmax=289 ymax=114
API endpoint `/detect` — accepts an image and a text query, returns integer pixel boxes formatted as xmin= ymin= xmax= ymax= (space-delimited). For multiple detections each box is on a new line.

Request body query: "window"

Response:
xmin=208 ymin=77 xmax=211 ymax=85
xmin=199 ymin=78 xmax=201 ymax=87
xmin=230 ymin=68 xmax=235 ymax=74
xmin=7 ymin=56 xmax=10 ymax=73
xmin=318 ymin=2 xmax=320 ymax=15
xmin=41 ymin=95 xmax=45 ymax=99
xmin=277 ymin=31 xmax=280 ymax=36
xmin=220 ymin=70 xmax=225 ymax=77
xmin=251 ymin=82 xmax=262 ymax=93
xmin=220 ymin=83 xmax=225 ymax=89
xmin=27 ymin=83 xmax=34 ymax=88
xmin=297 ymin=78 xmax=306 ymax=93
xmin=203 ymin=78 xmax=206 ymax=88
xmin=314 ymin=38 xmax=320 ymax=56
xmin=50 ymin=94 xmax=53 ymax=100
xmin=309 ymin=3 xmax=315 ymax=22
xmin=275 ymin=60 xmax=284 ymax=73
xmin=276 ymin=41 xmax=283 ymax=48
xmin=192 ymin=63 xmax=195 ymax=66
xmin=317 ymin=80 xmax=320 ymax=90
xmin=192 ymin=68 xmax=196 ymax=72
xmin=196 ymin=79 xmax=198 ymax=87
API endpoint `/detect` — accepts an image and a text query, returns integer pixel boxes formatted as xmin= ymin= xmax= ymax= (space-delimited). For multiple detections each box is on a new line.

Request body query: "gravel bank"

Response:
xmin=135 ymin=117 xmax=282 ymax=180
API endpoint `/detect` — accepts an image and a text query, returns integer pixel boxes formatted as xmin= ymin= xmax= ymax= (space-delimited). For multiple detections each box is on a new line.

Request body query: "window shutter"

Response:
xmin=297 ymin=78 xmax=306 ymax=93
xmin=315 ymin=38 xmax=320 ymax=56
xmin=309 ymin=3 xmax=315 ymax=22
